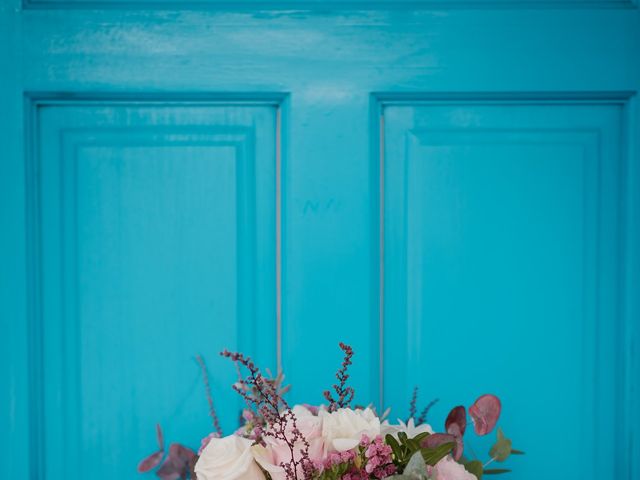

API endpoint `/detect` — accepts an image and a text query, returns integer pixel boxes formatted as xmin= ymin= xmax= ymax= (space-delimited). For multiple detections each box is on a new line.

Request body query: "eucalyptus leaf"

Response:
xmin=464 ymin=460 xmax=483 ymax=479
xmin=510 ymin=449 xmax=525 ymax=455
xmin=469 ymin=394 xmax=501 ymax=436
xmin=484 ymin=469 xmax=512 ymax=474
xmin=421 ymin=441 xmax=455 ymax=466
xmin=489 ymin=428 xmax=512 ymax=462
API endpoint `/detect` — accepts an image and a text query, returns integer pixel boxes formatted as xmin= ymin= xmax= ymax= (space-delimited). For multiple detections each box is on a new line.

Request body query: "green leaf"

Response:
xmin=510 ymin=449 xmax=525 ymax=455
xmin=421 ymin=441 xmax=455 ymax=466
xmin=398 ymin=432 xmax=409 ymax=444
xmin=386 ymin=434 xmax=403 ymax=461
xmin=483 ymin=469 xmax=512 ymax=475
xmin=412 ymin=432 xmax=430 ymax=443
xmin=464 ymin=460 xmax=483 ymax=479
xmin=489 ymin=428 xmax=512 ymax=462
xmin=404 ymin=451 xmax=428 ymax=480
xmin=406 ymin=438 xmax=420 ymax=452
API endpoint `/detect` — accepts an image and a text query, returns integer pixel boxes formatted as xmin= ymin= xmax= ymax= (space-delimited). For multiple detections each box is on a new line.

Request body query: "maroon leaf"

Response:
xmin=137 ymin=451 xmax=164 ymax=473
xmin=157 ymin=444 xmax=196 ymax=480
xmin=157 ymin=457 xmax=183 ymax=480
xmin=422 ymin=432 xmax=463 ymax=461
xmin=469 ymin=394 xmax=501 ymax=436
xmin=445 ymin=406 xmax=467 ymax=437
xmin=421 ymin=432 xmax=456 ymax=449
xmin=156 ymin=424 xmax=164 ymax=451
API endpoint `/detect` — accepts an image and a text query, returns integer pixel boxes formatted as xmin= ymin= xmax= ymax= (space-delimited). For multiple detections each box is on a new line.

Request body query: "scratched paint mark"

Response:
xmin=302 ymin=199 xmax=340 ymax=215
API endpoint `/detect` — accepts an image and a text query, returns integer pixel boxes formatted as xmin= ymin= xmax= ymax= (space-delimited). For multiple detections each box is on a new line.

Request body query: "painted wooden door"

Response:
xmin=1 ymin=2 xmax=638 ymax=480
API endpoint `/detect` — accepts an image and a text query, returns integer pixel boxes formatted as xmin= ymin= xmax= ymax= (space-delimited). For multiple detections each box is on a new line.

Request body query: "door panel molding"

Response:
xmin=23 ymin=92 xmax=286 ymax=480
xmin=21 ymin=0 xmax=639 ymax=10
xmin=371 ymin=91 xmax=638 ymax=480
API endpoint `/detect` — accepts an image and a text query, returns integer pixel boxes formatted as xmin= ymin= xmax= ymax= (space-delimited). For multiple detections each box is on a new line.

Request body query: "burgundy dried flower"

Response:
xmin=196 ymin=354 xmax=223 ymax=437
xmin=408 ymin=386 xmax=418 ymax=421
xmin=323 ymin=342 xmax=355 ymax=412
xmin=416 ymin=398 xmax=439 ymax=426
xmin=221 ymin=350 xmax=314 ymax=480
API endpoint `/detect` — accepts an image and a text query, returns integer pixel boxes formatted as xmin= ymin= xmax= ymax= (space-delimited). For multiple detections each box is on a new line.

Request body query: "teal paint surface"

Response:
xmin=0 ymin=3 xmax=639 ymax=480
xmin=381 ymin=96 xmax=628 ymax=480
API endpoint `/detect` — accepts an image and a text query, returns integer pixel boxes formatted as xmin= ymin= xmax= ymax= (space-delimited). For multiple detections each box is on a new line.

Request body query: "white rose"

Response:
xmin=195 ymin=435 xmax=265 ymax=480
xmin=320 ymin=407 xmax=381 ymax=452
xmin=381 ymin=418 xmax=434 ymax=439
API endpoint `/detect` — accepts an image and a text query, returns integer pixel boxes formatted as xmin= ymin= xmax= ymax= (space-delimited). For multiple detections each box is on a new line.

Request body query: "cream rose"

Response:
xmin=195 ymin=435 xmax=265 ymax=480
xmin=320 ymin=407 xmax=381 ymax=452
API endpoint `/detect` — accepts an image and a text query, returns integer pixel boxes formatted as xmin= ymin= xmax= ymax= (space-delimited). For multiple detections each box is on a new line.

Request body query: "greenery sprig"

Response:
xmin=385 ymin=432 xmax=454 ymax=470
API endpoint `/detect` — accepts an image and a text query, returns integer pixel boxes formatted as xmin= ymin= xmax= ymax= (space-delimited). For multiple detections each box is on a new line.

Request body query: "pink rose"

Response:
xmin=430 ymin=457 xmax=477 ymax=480
xmin=252 ymin=405 xmax=324 ymax=480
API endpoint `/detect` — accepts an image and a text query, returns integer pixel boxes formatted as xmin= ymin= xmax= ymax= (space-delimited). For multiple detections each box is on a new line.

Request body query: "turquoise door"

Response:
xmin=1 ymin=3 xmax=638 ymax=480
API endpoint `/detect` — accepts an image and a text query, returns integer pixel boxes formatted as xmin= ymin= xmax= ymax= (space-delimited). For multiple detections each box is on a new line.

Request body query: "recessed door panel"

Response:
xmin=33 ymin=102 xmax=278 ymax=480
xmin=382 ymin=99 xmax=625 ymax=480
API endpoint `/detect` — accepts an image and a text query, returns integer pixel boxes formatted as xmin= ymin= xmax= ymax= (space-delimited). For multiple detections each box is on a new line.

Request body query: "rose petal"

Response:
xmin=469 ymin=394 xmax=501 ymax=436
xmin=445 ymin=406 xmax=467 ymax=437
xmin=332 ymin=438 xmax=360 ymax=452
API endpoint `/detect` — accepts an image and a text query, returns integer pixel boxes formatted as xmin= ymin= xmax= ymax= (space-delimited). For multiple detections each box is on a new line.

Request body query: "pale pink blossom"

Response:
xmin=251 ymin=405 xmax=324 ymax=480
xmin=430 ymin=456 xmax=477 ymax=480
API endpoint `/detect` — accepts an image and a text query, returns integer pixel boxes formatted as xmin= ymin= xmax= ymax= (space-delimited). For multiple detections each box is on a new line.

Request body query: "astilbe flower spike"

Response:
xmin=408 ymin=386 xmax=418 ymax=421
xmin=221 ymin=350 xmax=314 ymax=480
xmin=416 ymin=397 xmax=439 ymax=425
xmin=195 ymin=354 xmax=223 ymax=437
xmin=323 ymin=342 xmax=355 ymax=412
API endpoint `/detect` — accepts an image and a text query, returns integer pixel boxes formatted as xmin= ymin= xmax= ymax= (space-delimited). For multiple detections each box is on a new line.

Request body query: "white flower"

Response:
xmin=320 ymin=407 xmax=381 ymax=452
xmin=430 ymin=456 xmax=477 ymax=480
xmin=381 ymin=418 xmax=434 ymax=439
xmin=195 ymin=435 xmax=265 ymax=480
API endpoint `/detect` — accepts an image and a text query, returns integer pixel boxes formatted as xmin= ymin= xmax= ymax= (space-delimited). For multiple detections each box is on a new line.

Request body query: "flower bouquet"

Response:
xmin=138 ymin=343 xmax=523 ymax=480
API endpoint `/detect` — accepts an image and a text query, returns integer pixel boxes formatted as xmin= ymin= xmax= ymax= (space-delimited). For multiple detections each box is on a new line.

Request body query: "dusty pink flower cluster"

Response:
xmin=317 ymin=449 xmax=356 ymax=472
xmin=361 ymin=435 xmax=396 ymax=479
